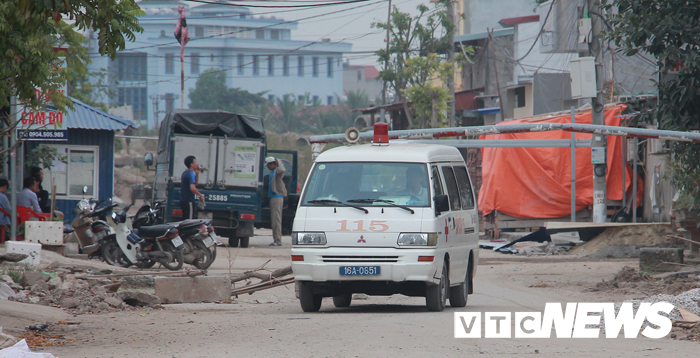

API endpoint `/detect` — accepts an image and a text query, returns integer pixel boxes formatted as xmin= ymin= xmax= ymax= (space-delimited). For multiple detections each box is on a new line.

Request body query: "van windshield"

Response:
xmin=301 ymin=162 xmax=431 ymax=207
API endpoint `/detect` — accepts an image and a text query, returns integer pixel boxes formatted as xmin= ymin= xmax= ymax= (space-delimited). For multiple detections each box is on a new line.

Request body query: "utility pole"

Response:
xmin=380 ymin=0 xmax=392 ymax=127
xmin=589 ymin=0 xmax=607 ymax=223
xmin=445 ymin=0 xmax=456 ymax=127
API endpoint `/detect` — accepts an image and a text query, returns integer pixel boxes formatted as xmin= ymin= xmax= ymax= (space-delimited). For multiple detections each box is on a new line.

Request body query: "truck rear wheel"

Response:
xmin=239 ymin=237 xmax=250 ymax=248
xmin=299 ymin=282 xmax=322 ymax=312
xmin=449 ymin=268 xmax=469 ymax=308
xmin=332 ymin=294 xmax=352 ymax=308
xmin=228 ymin=237 xmax=239 ymax=247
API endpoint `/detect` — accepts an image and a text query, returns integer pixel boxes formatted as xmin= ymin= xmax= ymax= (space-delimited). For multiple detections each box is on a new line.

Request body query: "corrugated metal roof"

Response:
xmin=65 ymin=97 xmax=137 ymax=131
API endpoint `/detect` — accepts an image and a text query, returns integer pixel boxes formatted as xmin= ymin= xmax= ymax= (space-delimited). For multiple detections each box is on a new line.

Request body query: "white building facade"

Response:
xmin=87 ymin=0 xmax=351 ymax=129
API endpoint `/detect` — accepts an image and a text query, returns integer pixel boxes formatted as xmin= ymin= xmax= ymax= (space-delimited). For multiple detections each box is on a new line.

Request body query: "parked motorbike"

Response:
xmin=64 ymin=196 xmax=115 ymax=259
xmin=101 ymin=204 xmax=185 ymax=270
xmin=132 ymin=201 xmax=218 ymax=269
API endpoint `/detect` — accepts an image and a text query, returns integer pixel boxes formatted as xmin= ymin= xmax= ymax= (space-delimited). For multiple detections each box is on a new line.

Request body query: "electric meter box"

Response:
xmin=570 ymin=57 xmax=597 ymax=99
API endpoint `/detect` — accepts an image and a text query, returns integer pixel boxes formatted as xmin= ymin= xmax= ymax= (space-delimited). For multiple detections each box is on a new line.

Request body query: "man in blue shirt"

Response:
xmin=265 ymin=157 xmax=286 ymax=246
xmin=0 ymin=179 xmax=11 ymax=226
xmin=181 ymin=155 xmax=204 ymax=220
xmin=17 ymin=177 xmax=42 ymax=213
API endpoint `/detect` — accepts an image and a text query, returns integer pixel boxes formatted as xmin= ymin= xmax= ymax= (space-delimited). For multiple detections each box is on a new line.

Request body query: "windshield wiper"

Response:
xmin=307 ymin=199 xmax=369 ymax=214
xmin=347 ymin=198 xmax=415 ymax=214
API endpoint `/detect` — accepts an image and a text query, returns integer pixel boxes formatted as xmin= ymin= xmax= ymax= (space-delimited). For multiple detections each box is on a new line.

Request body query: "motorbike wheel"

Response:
xmin=192 ymin=241 xmax=214 ymax=270
xmin=102 ymin=241 xmax=132 ymax=268
xmin=135 ymin=260 xmax=157 ymax=269
xmin=160 ymin=242 xmax=184 ymax=271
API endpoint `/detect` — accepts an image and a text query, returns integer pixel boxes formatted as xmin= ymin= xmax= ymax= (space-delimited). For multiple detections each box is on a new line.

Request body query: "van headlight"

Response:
xmin=397 ymin=233 xmax=438 ymax=246
xmin=292 ymin=232 xmax=327 ymax=245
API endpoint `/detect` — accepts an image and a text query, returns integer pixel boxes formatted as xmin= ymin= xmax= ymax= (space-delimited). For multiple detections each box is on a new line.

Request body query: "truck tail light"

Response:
xmin=172 ymin=209 xmax=183 ymax=216
xmin=240 ymin=213 xmax=255 ymax=220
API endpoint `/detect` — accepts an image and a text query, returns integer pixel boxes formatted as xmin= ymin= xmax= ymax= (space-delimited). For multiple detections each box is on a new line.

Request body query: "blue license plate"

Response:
xmin=339 ymin=266 xmax=381 ymax=276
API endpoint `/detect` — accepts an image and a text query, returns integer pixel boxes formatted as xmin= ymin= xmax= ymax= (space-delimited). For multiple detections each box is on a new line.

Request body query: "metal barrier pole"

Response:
xmin=633 ymin=137 xmax=638 ymax=222
xmin=570 ymin=106 xmax=576 ymax=222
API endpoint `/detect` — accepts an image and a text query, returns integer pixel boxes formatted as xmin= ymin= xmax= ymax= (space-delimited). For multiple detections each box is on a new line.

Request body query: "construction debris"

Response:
xmin=230 ymin=261 xmax=294 ymax=297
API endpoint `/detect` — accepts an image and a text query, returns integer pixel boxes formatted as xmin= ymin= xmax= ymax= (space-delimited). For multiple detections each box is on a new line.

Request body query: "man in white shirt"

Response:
xmin=17 ymin=177 xmax=42 ymax=213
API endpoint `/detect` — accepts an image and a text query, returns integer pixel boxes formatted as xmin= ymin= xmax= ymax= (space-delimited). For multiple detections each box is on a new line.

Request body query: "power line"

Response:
xmin=98 ymin=0 xmax=385 ymax=54
xmin=183 ymin=0 xmax=373 ymax=8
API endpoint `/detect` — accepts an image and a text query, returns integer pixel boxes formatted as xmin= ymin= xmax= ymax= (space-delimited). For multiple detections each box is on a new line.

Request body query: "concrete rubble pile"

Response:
xmin=0 ymin=264 xmax=161 ymax=315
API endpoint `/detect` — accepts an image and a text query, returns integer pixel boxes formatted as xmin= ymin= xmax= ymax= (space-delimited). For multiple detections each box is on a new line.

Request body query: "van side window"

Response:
xmin=453 ymin=166 xmax=475 ymax=210
xmin=441 ymin=166 xmax=461 ymax=211
xmin=431 ymin=166 xmax=443 ymax=196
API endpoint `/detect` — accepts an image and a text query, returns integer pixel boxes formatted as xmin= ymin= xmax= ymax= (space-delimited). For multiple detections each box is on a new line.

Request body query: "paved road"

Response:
xmin=46 ymin=231 xmax=700 ymax=357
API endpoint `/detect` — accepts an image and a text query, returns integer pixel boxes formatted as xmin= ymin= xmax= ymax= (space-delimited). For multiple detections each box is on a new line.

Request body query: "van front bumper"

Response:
xmin=291 ymin=247 xmax=442 ymax=284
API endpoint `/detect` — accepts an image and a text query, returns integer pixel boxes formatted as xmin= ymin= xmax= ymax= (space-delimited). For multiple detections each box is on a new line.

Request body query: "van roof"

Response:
xmin=315 ymin=142 xmax=464 ymax=163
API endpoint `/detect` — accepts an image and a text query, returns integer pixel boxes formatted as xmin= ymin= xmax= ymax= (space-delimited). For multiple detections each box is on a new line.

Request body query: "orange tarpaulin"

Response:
xmin=478 ymin=104 xmax=643 ymax=219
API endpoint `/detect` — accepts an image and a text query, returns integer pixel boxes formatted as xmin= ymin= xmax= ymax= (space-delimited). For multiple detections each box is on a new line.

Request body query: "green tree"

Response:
xmin=188 ymin=69 xmax=268 ymax=114
xmin=67 ymin=68 xmax=116 ymax=112
xmin=403 ymin=54 xmax=452 ymax=128
xmin=1 ymin=0 xmax=143 ymax=111
xmin=372 ymin=1 xmax=456 ymax=128
xmin=604 ymin=0 xmax=700 ymax=213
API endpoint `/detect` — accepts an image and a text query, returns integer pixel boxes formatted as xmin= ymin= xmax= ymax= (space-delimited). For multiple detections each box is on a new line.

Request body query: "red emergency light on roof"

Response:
xmin=373 ymin=122 xmax=389 ymax=144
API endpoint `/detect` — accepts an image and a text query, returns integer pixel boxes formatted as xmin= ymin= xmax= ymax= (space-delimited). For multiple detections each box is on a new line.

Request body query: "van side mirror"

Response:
xmin=434 ymin=194 xmax=449 ymax=215
xmin=144 ymin=153 xmax=154 ymax=168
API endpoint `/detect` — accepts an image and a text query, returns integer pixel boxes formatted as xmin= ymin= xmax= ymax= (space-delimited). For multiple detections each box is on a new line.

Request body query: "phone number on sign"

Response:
xmin=19 ymin=130 xmax=67 ymax=139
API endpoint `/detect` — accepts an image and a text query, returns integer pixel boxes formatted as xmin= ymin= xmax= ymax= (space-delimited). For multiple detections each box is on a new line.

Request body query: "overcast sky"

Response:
xmin=246 ymin=0 xmax=427 ymax=68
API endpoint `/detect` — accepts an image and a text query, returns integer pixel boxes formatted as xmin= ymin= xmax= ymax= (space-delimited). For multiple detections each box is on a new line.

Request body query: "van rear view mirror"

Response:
xmin=434 ymin=194 xmax=449 ymax=215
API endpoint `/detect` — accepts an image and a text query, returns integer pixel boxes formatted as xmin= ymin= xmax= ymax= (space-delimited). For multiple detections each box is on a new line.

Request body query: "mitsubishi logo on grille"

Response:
xmin=357 ymin=235 xmax=366 ymax=243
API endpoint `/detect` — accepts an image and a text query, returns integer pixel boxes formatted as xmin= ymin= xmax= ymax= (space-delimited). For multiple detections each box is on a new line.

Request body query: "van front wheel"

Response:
xmin=449 ymin=268 xmax=469 ymax=307
xmin=299 ymin=282 xmax=322 ymax=312
xmin=426 ymin=264 xmax=448 ymax=312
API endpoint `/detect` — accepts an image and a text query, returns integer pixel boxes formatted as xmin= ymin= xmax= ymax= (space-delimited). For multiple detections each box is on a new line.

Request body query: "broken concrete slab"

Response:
xmin=639 ymin=247 xmax=684 ymax=273
xmin=0 ymin=282 xmax=16 ymax=300
xmin=154 ymin=276 xmax=231 ymax=304
xmin=104 ymin=296 xmax=124 ymax=308
xmin=117 ymin=290 xmax=161 ymax=307
xmin=20 ymin=271 xmax=48 ymax=288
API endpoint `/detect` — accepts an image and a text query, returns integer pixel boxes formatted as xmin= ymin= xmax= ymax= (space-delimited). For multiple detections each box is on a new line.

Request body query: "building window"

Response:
xmin=298 ymin=95 xmax=304 ymax=102
xmin=256 ymin=29 xmax=265 ymax=39
xmin=268 ymin=94 xmax=275 ymax=101
xmin=210 ymin=53 xmax=214 ymax=62
xmin=45 ymin=146 xmax=99 ymax=199
xmin=165 ymin=93 xmax=174 ymax=113
xmin=283 ymin=56 xmax=289 ymax=76
xmin=514 ymin=87 xmax=525 ymax=108
xmin=312 ymin=57 xmax=319 ymax=77
xmin=268 ymin=55 xmax=274 ymax=76
xmin=327 ymin=96 xmax=333 ymax=105
xmin=298 ymin=56 xmax=304 ymax=76
xmin=191 ymin=53 xmax=200 ymax=74
xmin=116 ymin=53 xmax=147 ymax=81
xmin=313 ymin=95 xmax=319 ymax=105
xmin=253 ymin=55 xmax=259 ymax=75
xmin=357 ymin=70 xmax=362 ymax=81
xmin=327 ymin=57 xmax=333 ymax=78
xmin=271 ymin=30 xmax=280 ymax=40
xmin=160 ymin=30 xmax=166 ymax=37
xmin=116 ymin=87 xmax=148 ymax=122
xmin=195 ymin=26 xmax=204 ymax=37
xmin=237 ymin=54 xmax=244 ymax=75
xmin=165 ymin=53 xmax=174 ymax=74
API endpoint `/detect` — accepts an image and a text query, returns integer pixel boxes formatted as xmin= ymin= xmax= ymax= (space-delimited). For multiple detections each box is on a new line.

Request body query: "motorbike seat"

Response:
xmin=135 ymin=224 xmax=175 ymax=238
xmin=178 ymin=219 xmax=210 ymax=229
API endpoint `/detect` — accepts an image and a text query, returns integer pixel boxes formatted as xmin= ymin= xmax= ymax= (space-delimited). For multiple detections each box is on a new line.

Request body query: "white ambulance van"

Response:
xmin=291 ymin=124 xmax=479 ymax=312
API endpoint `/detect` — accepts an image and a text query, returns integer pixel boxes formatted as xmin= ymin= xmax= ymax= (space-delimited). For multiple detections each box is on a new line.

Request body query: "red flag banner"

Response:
xmin=174 ymin=5 xmax=190 ymax=62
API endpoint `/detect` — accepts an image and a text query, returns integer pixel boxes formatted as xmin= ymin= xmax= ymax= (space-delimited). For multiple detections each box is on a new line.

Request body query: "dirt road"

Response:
xmin=7 ymin=230 xmax=700 ymax=357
